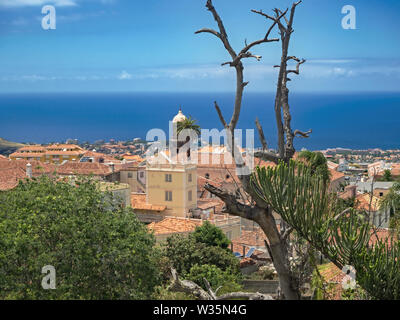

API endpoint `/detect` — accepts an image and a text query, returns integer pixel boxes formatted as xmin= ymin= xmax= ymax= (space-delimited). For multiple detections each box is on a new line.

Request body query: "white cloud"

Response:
xmin=118 ymin=70 xmax=132 ymax=80
xmin=308 ymin=59 xmax=354 ymax=64
xmin=0 ymin=0 xmax=77 ymax=7
xmin=2 ymin=59 xmax=400 ymax=84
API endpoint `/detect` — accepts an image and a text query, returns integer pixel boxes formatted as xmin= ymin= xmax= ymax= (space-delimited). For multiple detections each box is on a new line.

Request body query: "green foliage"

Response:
xmin=382 ymin=169 xmax=393 ymax=182
xmin=176 ymin=116 xmax=201 ymax=136
xmin=0 ymin=176 xmax=161 ymax=299
xmin=192 ymin=221 xmax=230 ymax=249
xmin=380 ymin=182 xmax=400 ymax=231
xmin=298 ymin=151 xmax=331 ymax=185
xmin=244 ymin=268 xmax=276 ymax=280
xmin=186 ymin=264 xmax=242 ymax=295
xmin=162 ymin=234 xmax=240 ymax=278
xmin=250 ymin=160 xmax=400 ymax=300
xmin=153 ymin=285 xmax=195 ymax=300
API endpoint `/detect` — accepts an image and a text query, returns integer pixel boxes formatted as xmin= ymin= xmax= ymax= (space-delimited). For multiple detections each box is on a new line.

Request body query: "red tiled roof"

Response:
xmin=240 ymin=257 xmax=257 ymax=268
xmin=9 ymin=152 xmax=45 ymax=158
xmin=10 ymin=144 xmax=85 ymax=158
xmin=355 ymin=193 xmax=380 ymax=212
xmin=197 ymin=199 xmax=223 ymax=210
xmin=147 ymin=217 xmax=202 ymax=235
xmin=82 ymin=150 xmax=118 ymax=162
xmin=46 ymin=144 xmax=84 ymax=150
xmin=131 ymin=193 xmax=166 ymax=211
xmin=0 ymin=160 xmax=56 ymax=191
xmin=329 ymin=168 xmax=345 ymax=182
xmin=15 ymin=145 xmax=46 ymax=152
xmin=56 ymin=162 xmax=112 ymax=176
xmin=0 ymin=167 xmax=25 ymax=191
xmin=45 ymin=151 xmax=83 ymax=156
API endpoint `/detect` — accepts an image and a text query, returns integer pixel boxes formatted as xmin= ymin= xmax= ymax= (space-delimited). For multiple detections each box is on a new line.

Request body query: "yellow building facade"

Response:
xmin=146 ymin=163 xmax=197 ymax=218
xmin=10 ymin=144 xmax=85 ymax=164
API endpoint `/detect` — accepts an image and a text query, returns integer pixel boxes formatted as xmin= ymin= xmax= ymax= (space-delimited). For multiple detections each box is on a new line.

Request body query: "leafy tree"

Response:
xmin=192 ymin=221 xmax=230 ymax=249
xmin=382 ymin=169 xmax=393 ymax=182
xmin=162 ymin=234 xmax=240 ymax=278
xmin=185 ymin=264 xmax=242 ymax=294
xmin=298 ymin=151 xmax=331 ymax=185
xmin=0 ymin=176 xmax=161 ymax=299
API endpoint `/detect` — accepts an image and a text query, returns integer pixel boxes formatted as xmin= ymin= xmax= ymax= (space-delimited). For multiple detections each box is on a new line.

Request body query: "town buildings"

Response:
xmin=10 ymin=144 xmax=85 ymax=164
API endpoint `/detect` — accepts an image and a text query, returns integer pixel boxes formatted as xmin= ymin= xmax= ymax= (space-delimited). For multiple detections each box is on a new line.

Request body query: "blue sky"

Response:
xmin=0 ymin=0 xmax=399 ymax=93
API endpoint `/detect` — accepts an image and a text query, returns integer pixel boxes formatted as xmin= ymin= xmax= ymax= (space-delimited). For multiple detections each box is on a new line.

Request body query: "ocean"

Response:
xmin=0 ymin=92 xmax=399 ymax=150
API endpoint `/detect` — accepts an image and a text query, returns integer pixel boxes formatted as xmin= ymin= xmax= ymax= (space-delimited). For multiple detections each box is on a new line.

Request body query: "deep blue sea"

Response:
xmin=0 ymin=92 xmax=399 ymax=150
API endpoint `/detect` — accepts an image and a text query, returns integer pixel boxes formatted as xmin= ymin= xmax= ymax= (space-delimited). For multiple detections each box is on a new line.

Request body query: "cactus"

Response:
xmin=251 ymin=160 xmax=400 ymax=300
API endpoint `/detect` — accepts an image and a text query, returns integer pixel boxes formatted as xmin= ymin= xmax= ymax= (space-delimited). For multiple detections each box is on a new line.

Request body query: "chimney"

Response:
xmin=109 ymin=162 xmax=115 ymax=173
xmin=26 ymin=163 xmax=32 ymax=178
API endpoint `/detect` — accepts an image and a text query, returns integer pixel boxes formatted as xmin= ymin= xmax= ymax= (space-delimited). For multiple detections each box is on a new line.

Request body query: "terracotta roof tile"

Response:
xmin=0 ymin=160 xmax=56 ymax=191
xmin=131 ymin=193 xmax=166 ymax=211
xmin=56 ymin=162 xmax=111 ymax=176
xmin=147 ymin=217 xmax=202 ymax=235
xmin=355 ymin=193 xmax=380 ymax=212
xmin=329 ymin=168 xmax=345 ymax=182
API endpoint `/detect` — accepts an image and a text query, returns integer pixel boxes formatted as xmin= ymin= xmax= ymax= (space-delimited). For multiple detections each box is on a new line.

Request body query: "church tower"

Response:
xmin=170 ymin=107 xmax=188 ymax=161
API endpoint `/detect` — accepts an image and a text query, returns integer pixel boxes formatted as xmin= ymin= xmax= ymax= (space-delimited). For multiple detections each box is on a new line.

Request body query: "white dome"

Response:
xmin=172 ymin=109 xmax=187 ymax=123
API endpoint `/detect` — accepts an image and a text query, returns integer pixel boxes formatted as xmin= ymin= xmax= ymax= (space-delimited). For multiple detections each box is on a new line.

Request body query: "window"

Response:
xmin=188 ymin=173 xmax=192 ymax=182
xmin=205 ymin=173 xmax=210 ymax=179
xmin=165 ymin=191 xmax=172 ymax=201
xmin=379 ymin=192 xmax=384 ymax=197
xmin=188 ymin=190 xmax=192 ymax=201
xmin=128 ymin=172 xmax=133 ymax=178
xmin=140 ymin=171 xmax=144 ymax=178
xmin=165 ymin=174 xmax=172 ymax=182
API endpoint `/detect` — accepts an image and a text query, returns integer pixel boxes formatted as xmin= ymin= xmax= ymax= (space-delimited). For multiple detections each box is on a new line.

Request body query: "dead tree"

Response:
xmin=169 ymin=269 xmax=273 ymax=300
xmin=196 ymin=0 xmax=310 ymax=300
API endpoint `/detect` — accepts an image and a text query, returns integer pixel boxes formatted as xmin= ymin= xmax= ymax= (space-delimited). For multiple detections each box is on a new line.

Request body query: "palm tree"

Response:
xmin=176 ymin=116 xmax=201 ymax=136
xmin=176 ymin=116 xmax=200 ymax=159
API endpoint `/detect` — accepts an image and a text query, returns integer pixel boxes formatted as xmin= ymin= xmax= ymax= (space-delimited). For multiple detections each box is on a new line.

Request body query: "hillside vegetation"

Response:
xmin=0 ymin=138 xmax=25 ymax=156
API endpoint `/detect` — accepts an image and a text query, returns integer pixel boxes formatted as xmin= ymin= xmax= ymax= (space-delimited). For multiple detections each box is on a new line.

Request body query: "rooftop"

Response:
xmin=131 ymin=193 xmax=166 ymax=211
xmin=147 ymin=217 xmax=202 ymax=235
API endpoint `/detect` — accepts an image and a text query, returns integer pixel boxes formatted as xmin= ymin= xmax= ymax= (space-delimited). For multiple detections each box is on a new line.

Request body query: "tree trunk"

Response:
xmin=256 ymin=207 xmax=300 ymax=300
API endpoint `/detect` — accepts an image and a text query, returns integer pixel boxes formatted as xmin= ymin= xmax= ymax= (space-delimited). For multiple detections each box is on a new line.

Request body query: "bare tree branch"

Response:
xmin=287 ymin=58 xmax=306 ymax=74
xmin=214 ymin=101 xmax=228 ymax=129
xmin=203 ymin=183 xmax=260 ymax=220
xmin=194 ymin=28 xmax=221 ymax=39
xmin=217 ymin=292 xmax=273 ymax=300
xmin=294 ymin=129 xmax=312 ymax=138
xmin=255 ymin=117 xmax=268 ymax=150
xmin=169 ymin=268 xmax=212 ymax=300
xmin=196 ymin=0 xmax=305 ymax=300
xmin=203 ymin=278 xmax=217 ymax=300
xmin=170 ymin=268 xmax=273 ymax=300
xmin=282 ymin=226 xmax=294 ymax=241
xmin=254 ymin=151 xmax=280 ymax=164
xmin=200 ymin=0 xmax=237 ymax=59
